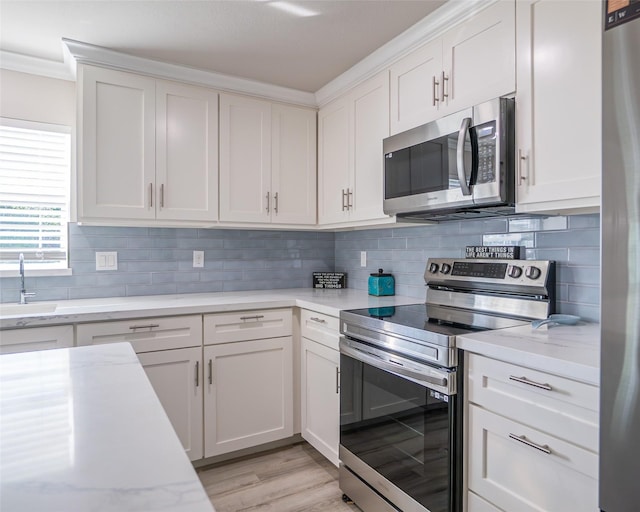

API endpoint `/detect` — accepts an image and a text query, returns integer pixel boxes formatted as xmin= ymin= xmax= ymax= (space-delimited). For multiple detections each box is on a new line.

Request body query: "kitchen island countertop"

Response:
xmin=0 ymin=342 xmax=215 ymax=512
xmin=457 ymin=322 xmax=600 ymax=385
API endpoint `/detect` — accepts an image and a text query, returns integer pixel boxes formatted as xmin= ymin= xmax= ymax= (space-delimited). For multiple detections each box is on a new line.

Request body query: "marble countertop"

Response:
xmin=0 ymin=288 xmax=422 ymax=329
xmin=0 ymin=342 xmax=215 ymax=512
xmin=457 ymin=322 xmax=600 ymax=385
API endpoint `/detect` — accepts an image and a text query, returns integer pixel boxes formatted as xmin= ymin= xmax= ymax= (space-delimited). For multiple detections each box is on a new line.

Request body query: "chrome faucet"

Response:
xmin=19 ymin=253 xmax=35 ymax=304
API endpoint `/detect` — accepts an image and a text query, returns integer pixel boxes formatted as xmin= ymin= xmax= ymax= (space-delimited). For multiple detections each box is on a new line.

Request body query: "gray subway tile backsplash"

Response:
xmin=1 ymin=215 xmax=601 ymax=322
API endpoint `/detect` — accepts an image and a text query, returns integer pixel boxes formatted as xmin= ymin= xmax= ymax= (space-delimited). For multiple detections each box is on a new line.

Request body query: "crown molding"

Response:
xmin=314 ymin=0 xmax=498 ymax=107
xmin=0 ymin=49 xmax=75 ymax=82
xmin=62 ymin=38 xmax=317 ymax=107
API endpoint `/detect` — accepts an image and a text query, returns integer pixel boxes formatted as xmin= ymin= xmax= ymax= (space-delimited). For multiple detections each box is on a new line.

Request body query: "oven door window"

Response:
xmin=340 ymin=354 xmax=454 ymax=512
xmin=384 ymin=130 xmax=473 ymax=200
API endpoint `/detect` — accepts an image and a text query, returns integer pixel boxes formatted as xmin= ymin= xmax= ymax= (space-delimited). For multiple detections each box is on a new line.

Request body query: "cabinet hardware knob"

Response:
xmin=508 ymin=433 xmax=551 ymax=454
xmin=509 ymin=375 xmax=552 ymax=391
xmin=266 ymin=191 xmax=270 ymax=213
xmin=160 ymin=184 xmax=165 ymax=208
xmin=310 ymin=317 xmax=327 ymax=324
xmin=274 ymin=192 xmax=279 ymax=214
xmin=433 ymin=76 xmax=440 ymax=106
xmin=149 ymin=183 xmax=153 ymax=207
xmin=208 ymin=359 xmax=213 ymax=385
xmin=518 ymin=149 xmax=527 ymax=183
xmin=441 ymin=71 xmax=449 ymax=102
xmin=239 ymin=315 xmax=265 ymax=321
xmin=342 ymin=189 xmax=347 ymax=211
xmin=195 ymin=361 xmax=200 ymax=387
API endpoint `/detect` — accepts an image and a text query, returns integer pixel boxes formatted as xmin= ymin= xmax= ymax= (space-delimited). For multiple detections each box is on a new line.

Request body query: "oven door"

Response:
xmin=339 ymin=337 xmax=461 ymax=512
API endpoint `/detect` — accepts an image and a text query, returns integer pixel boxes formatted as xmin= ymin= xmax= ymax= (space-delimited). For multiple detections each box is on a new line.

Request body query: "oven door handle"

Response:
xmin=339 ymin=337 xmax=455 ymax=395
xmin=456 ymin=117 xmax=473 ymax=196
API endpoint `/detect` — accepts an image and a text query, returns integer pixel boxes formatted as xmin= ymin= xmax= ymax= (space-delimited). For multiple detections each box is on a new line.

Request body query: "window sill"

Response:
xmin=0 ymin=268 xmax=73 ymax=278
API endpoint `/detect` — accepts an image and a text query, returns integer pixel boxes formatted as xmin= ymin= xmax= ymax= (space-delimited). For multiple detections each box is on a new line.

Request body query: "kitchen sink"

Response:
xmin=0 ymin=302 xmax=57 ymax=316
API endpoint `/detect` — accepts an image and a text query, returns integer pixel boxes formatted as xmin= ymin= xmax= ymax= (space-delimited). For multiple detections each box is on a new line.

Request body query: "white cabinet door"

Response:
xmin=468 ymin=404 xmax=599 ymax=512
xmin=219 ymin=94 xmax=271 ymax=223
xmin=389 ymin=38 xmax=443 ymax=134
xmin=0 ymin=325 xmax=74 ymax=354
xmin=138 ymin=347 xmax=204 ymax=461
xmin=442 ymin=1 xmax=515 ymax=113
xmin=80 ymin=65 xmax=156 ymax=220
xmin=318 ymin=97 xmax=350 ymax=224
xmin=271 ymin=104 xmax=317 ymax=225
xmin=156 ymin=81 xmax=219 ymax=222
xmin=350 ymin=72 xmax=390 ymax=223
xmin=301 ymin=337 xmax=339 ymax=466
xmin=515 ymin=0 xmax=601 ymax=213
xmin=204 ymin=337 xmax=293 ymax=457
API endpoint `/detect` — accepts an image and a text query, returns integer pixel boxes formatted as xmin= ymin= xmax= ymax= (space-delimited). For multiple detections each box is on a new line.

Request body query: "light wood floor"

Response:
xmin=197 ymin=442 xmax=357 ymax=512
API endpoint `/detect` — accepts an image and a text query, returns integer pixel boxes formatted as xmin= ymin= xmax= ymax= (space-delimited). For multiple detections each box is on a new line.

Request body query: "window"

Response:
xmin=0 ymin=118 xmax=71 ymax=271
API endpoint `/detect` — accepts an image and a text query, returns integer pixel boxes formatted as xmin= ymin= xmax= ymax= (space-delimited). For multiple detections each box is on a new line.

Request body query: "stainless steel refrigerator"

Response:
xmin=601 ymin=1 xmax=640 ymax=511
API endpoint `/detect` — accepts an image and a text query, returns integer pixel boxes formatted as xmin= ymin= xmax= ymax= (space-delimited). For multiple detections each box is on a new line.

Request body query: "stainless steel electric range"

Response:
xmin=338 ymin=258 xmax=556 ymax=512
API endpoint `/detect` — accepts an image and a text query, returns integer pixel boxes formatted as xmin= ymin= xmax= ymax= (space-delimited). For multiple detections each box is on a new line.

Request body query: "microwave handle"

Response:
xmin=456 ymin=117 xmax=472 ymax=196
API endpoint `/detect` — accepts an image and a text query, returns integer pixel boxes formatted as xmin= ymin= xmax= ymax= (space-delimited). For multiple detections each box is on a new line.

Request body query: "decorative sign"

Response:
xmin=465 ymin=246 xmax=523 ymax=260
xmin=313 ymin=272 xmax=347 ymax=289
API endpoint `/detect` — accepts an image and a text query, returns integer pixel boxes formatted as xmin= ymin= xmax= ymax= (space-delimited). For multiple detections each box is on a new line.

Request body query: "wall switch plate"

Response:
xmin=96 ymin=251 xmax=118 ymax=271
xmin=193 ymin=250 xmax=205 ymax=268
xmin=360 ymin=251 xmax=367 ymax=267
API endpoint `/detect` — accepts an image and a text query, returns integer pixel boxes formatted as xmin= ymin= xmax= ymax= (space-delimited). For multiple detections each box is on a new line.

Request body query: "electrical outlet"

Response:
xmin=96 ymin=251 xmax=118 ymax=271
xmin=193 ymin=251 xmax=204 ymax=268
xmin=360 ymin=251 xmax=367 ymax=267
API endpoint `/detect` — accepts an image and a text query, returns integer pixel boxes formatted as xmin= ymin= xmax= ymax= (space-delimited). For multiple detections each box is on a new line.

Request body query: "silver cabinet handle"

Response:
xmin=129 ymin=324 xmax=160 ymax=330
xmin=149 ymin=183 xmax=153 ymax=207
xmin=518 ymin=149 xmax=527 ymax=184
xmin=456 ymin=117 xmax=472 ymax=196
xmin=432 ymin=75 xmax=440 ymax=106
xmin=341 ymin=189 xmax=347 ymax=211
xmin=335 ymin=367 xmax=340 ymax=394
xmin=310 ymin=317 xmax=327 ymax=324
xmin=266 ymin=191 xmax=270 ymax=213
xmin=195 ymin=361 xmax=199 ymax=387
xmin=347 ymin=188 xmax=353 ymax=209
xmin=441 ymin=71 xmax=449 ymax=102
xmin=509 ymin=375 xmax=553 ymax=391
xmin=274 ymin=192 xmax=279 ymax=214
xmin=160 ymin=184 xmax=165 ymax=208
xmin=239 ymin=315 xmax=265 ymax=321
xmin=208 ymin=359 xmax=213 ymax=385
xmin=509 ymin=433 xmax=551 ymax=454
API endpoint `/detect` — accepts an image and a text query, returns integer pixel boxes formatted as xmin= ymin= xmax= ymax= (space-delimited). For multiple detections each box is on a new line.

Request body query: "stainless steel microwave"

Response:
xmin=383 ymin=97 xmax=515 ymax=221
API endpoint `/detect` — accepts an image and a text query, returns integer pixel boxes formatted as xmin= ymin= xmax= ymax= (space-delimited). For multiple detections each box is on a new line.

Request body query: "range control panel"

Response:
xmin=424 ymin=258 xmax=553 ymax=288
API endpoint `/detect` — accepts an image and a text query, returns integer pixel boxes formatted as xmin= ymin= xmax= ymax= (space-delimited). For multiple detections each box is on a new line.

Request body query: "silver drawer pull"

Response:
xmin=509 ymin=433 xmax=551 ymax=455
xmin=239 ymin=315 xmax=265 ymax=321
xmin=129 ymin=324 xmax=160 ymax=330
xmin=195 ymin=361 xmax=199 ymax=387
xmin=310 ymin=317 xmax=327 ymax=324
xmin=509 ymin=375 xmax=552 ymax=391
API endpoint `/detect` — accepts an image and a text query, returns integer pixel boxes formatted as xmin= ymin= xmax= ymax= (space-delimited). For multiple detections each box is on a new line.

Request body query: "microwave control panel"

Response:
xmin=474 ymin=121 xmax=496 ymax=184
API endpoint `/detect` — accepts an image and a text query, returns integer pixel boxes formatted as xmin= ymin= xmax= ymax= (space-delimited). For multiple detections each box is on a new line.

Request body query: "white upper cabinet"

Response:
xmin=78 ymin=65 xmax=219 ymax=224
xmin=390 ymin=1 xmax=515 ymax=135
xmin=155 ymin=81 xmax=219 ymax=222
xmin=219 ymin=94 xmax=317 ymax=225
xmin=318 ymin=72 xmax=391 ymax=226
xmin=515 ymin=0 xmax=601 ymax=214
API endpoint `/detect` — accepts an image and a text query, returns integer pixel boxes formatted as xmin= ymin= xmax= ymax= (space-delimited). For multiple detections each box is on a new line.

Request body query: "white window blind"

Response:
xmin=0 ymin=118 xmax=71 ymax=269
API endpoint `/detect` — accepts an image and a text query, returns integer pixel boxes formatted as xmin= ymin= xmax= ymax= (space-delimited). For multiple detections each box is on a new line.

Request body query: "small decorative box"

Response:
xmin=368 ymin=269 xmax=395 ymax=296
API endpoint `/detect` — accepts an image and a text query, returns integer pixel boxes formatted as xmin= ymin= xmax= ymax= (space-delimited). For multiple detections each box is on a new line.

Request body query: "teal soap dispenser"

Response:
xmin=368 ymin=269 xmax=395 ymax=296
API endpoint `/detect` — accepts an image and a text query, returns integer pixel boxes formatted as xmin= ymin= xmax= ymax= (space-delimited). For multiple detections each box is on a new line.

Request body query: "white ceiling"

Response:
xmin=0 ymin=1 xmax=446 ymax=92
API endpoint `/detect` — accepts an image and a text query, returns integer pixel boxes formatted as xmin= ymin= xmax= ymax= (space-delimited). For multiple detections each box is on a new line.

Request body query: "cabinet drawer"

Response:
xmin=76 ymin=315 xmax=202 ymax=353
xmin=204 ymin=308 xmax=292 ymax=344
xmin=468 ymin=405 xmax=598 ymax=512
xmin=300 ymin=309 xmax=339 ymax=350
xmin=0 ymin=325 xmax=74 ymax=354
xmin=467 ymin=353 xmax=599 ymax=451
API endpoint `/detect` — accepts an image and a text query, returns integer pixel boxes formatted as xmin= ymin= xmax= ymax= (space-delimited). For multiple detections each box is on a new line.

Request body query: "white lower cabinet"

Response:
xmin=301 ymin=337 xmax=340 ymax=466
xmin=0 ymin=325 xmax=74 ymax=354
xmin=300 ymin=309 xmax=340 ymax=466
xmin=76 ymin=315 xmax=204 ymax=460
xmin=137 ymin=347 xmax=203 ymax=461
xmin=203 ymin=337 xmax=293 ymax=457
xmin=466 ymin=352 xmax=599 ymax=512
